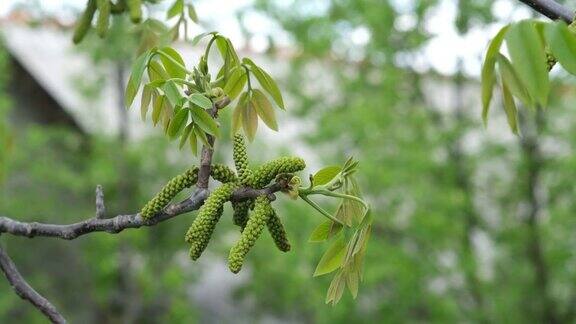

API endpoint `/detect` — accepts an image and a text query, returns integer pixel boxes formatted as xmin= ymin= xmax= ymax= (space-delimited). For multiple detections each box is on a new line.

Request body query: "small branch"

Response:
xmin=95 ymin=185 xmax=106 ymax=219
xmin=517 ymin=0 xmax=574 ymax=23
xmin=0 ymin=235 xmax=66 ymax=323
xmin=196 ymin=102 xmax=219 ymax=190
xmin=0 ymin=183 xmax=285 ymax=240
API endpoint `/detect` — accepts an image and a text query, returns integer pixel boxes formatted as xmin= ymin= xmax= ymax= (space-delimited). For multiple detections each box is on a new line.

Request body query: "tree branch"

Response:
xmin=517 ymin=0 xmax=574 ymax=23
xmin=0 ymin=235 xmax=66 ymax=323
xmin=0 ymin=183 xmax=284 ymax=240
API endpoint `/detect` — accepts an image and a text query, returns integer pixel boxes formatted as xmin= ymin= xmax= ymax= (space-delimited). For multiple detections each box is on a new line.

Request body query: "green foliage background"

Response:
xmin=2 ymin=0 xmax=576 ymax=322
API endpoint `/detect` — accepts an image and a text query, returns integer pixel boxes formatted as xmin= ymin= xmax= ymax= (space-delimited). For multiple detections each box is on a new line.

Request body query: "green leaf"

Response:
xmin=187 ymin=4 xmax=198 ymax=23
xmin=314 ymin=236 xmax=346 ymax=277
xmin=126 ymin=50 xmax=151 ymax=107
xmin=223 ymin=67 xmax=247 ymax=100
xmin=140 ymin=85 xmax=153 ymax=121
xmin=496 ymin=54 xmax=533 ymax=107
xmin=189 ymin=93 xmax=213 ymax=110
xmin=194 ymin=124 xmax=210 ymax=148
xmin=251 ymin=89 xmax=278 ymax=131
xmin=179 ymin=123 xmax=193 ymax=149
xmin=168 ymin=108 xmax=189 ymax=138
xmin=189 ymin=127 xmax=198 ymax=155
xmin=500 ymin=75 xmax=519 ymax=135
xmin=242 ymin=97 xmax=258 ymax=141
xmin=148 ymin=60 xmax=170 ymax=81
xmin=190 ymin=106 xmax=219 ymax=137
xmin=167 ymin=0 xmax=183 ymax=19
xmin=191 ymin=31 xmax=216 ymax=45
xmin=346 ymin=269 xmax=359 ymax=299
xmin=309 ymin=220 xmax=343 ymax=243
xmin=152 ymin=95 xmax=165 ymax=126
xmin=481 ymin=25 xmax=509 ymax=126
xmin=313 ymin=165 xmax=342 ymax=186
xmin=505 ymin=20 xmax=549 ymax=107
xmin=325 ymin=272 xmax=345 ymax=305
xmin=159 ymin=47 xmax=187 ymax=79
xmin=162 ymin=81 xmax=182 ymax=108
xmin=545 ymin=21 xmax=576 ymax=75
xmin=243 ymin=58 xmax=285 ymax=109
xmin=232 ymin=92 xmax=248 ymax=136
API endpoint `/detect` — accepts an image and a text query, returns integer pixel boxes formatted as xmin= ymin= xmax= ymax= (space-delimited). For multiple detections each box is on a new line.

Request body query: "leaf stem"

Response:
xmin=299 ymin=194 xmax=345 ymax=225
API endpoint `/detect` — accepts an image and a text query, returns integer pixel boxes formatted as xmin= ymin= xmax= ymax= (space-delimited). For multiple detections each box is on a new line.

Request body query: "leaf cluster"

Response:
xmin=482 ymin=19 xmax=576 ymax=134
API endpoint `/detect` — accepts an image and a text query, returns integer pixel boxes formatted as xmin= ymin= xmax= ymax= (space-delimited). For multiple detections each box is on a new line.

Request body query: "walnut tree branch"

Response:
xmin=0 ymin=235 xmax=66 ymax=323
xmin=0 ymin=183 xmax=284 ymax=240
xmin=517 ymin=0 xmax=574 ymax=23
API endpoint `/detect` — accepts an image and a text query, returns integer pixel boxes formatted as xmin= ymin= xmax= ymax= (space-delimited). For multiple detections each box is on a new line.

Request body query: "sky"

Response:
xmin=0 ymin=0 xmax=534 ymax=76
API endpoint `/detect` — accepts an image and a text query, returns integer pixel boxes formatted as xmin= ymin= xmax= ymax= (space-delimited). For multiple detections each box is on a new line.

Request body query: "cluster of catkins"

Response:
xmin=140 ymin=134 xmax=305 ymax=273
xmin=73 ymin=0 xmax=144 ymax=43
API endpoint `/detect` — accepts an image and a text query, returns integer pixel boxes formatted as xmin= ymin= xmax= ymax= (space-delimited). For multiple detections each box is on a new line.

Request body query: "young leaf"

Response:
xmin=545 ymin=21 xmax=576 ymax=75
xmin=189 ymin=93 xmax=213 ymax=110
xmin=187 ymin=4 xmax=198 ymax=23
xmin=179 ymin=123 xmax=193 ymax=149
xmin=506 ymin=20 xmax=549 ymax=107
xmin=242 ymin=98 xmax=258 ymax=141
xmin=346 ymin=269 xmax=359 ymax=299
xmin=501 ymin=76 xmax=519 ymax=135
xmin=314 ymin=236 xmax=346 ymax=277
xmin=496 ymin=54 xmax=533 ymax=107
xmin=251 ymin=89 xmax=278 ymax=131
xmin=126 ymin=50 xmax=151 ymax=107
xmin=242 ymin=58 xmax=285 ymax=109
xmin=481 ymin=25 xmax=509 ymax=126
xmin=190 ymin=106 xmax=219 ymax=137
xmin=194 ymin=124 xmax=210 ymax=148
xmin=152 ymin=95 xmax=165 ymax=126
xmin=313 ymin=166 xmax=342 ymax=186
xmin=168 ymin=108 xmax=189 ymax=139
xmin=309 ymin=220 xmax=343 ymax=243
xmin=159 ymin=46 xmax=187 ymax=79
xmin=162 ymin=81 xmax=182 ymax=108
xmin=232 ymin=92 xmax=248 ymax=136
xmin=148 ymin=60 xmax=170 ymax=81
xmin=189 ymin=127 xmax=198 ymax=155
xmin=191 ymin=31 xmax=216 ymax=45
xmin=326 ymin=272 xmax=345 ymax=305
xmin=223 ymin=67 xmax=247 ymax=100
xmin=167 ymin=0 xmax=183 ymax=19
xmin=140 ymin=85 xmax=153 ymax=121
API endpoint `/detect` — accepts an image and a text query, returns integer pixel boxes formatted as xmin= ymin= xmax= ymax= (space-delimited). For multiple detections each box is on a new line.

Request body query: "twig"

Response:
xmin=0 ymin=235 xmax=66 ymax=323
xmin=0 ymin=184 xmax=284 ymax=240
xmin=95 ymin=185 xmax=106 ymax=219
xmin=517 ymin=0 xmax=574 ymax=23
xmin=196 ymin=102 xmax=220 ymax=190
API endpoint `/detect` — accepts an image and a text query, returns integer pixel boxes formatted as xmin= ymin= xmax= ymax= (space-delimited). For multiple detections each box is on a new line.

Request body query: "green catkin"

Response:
xmin=250 ymin=157 xmax=306 ymax=189
xmin=228 ymin=196 xmax=272 ymax=273
xmin=266 ymin=208 xmax=291 ymax=252
xmin=231 ymin=200 xmax=251 ymax=230
xmin=126 ymin=0 xmax=142 ymax=23
xmin=185 ymin=182 xmax=237 ymax=260
xmin=140 ymin=167 xmax=199 ymax=219
xmin=210 ymin=164 xmax=237 ymax=183
xmin=233 ymin=134 xmax=252 ymax=185
xmin=73 ymin=0 xmax=97 ymax=44
xmin=96 ymin=0 xmax=111 ymax=38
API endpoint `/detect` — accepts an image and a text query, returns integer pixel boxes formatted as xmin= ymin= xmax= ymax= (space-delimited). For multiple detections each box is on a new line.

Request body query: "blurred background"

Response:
xmin=2 ymin=0 xmax=576 ymax=323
